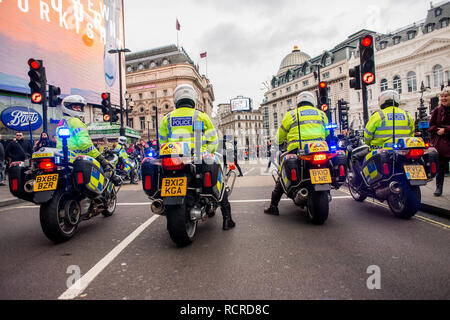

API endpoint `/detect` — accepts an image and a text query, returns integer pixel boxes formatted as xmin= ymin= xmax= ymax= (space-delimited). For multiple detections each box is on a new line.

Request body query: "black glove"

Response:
xmin=96 ymin=154 xmax=113 ymax=173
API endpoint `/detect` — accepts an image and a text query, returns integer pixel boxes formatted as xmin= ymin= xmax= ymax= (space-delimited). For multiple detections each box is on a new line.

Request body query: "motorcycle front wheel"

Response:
xmin=387 ymin=181 xmax=421 ymax=219
xmin=166 ymin=203 xmax=197 ymax=247
xmin=306 ymin=190 xmax=329 ymax=225
xmin=40 ymin=189 xmax=80 ymax=243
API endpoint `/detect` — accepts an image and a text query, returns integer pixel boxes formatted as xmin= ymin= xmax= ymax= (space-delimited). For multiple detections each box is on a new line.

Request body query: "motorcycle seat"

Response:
xmin=351 ymin=145 xmax=370 ymax=164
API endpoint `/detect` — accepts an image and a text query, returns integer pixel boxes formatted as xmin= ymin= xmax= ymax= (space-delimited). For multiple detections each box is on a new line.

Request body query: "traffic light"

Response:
xmin=101 ymin=92 xmax=111 ymax=122
xmin=48 ymin=85 xmax=62 ymax=107
xmin=318 ymin=81 xmax=329 ymax=110
xmin=359 ymin=35 xmax=376 ymax=86
xmin=338 ymin=99 xmax=350 ymax=131
xmin=349 ymin=65 xmax=361 ymax=90
xmin=110 ymin=107 xmax=120 ymax=123
xmin=28 ymin=58 xmax=46 ymax=104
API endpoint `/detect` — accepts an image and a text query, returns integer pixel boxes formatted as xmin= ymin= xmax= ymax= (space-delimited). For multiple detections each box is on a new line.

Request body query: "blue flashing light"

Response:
xmin=54 ymin=156 xmax=61 ymax=165
xmin=326 ymin=123 xmax=338 ymax=130
xmin=57 ymin=127 xmax=71 ymax=138
xmin=146 ymin=151 xmax=155 ymax=158
xmin=330 ymin=145 xmax=337 ymax=151
xmin=393 ymin=144 xmax=399 ymax=150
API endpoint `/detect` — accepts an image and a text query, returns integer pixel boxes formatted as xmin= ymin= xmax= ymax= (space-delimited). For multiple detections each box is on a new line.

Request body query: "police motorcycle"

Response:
xmin=347 ymin=131 xmax=438 ymax=219
xmin=113 ymin=145 xmax=138 ymax=184
xmin=272 ymin=124 xmax=348 ymax=225
xmin=141 ymin=129 xmax=237 ymax=247
xmin=8 ymin=126 xmax=121 ymax=243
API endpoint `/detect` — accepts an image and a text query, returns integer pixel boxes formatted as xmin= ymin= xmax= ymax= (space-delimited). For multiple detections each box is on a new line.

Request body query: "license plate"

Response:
xmin=310 ymin=169 xmax=332 ymax=184
xmin=404 ymin=165 xmax=427 ymax=180
xmin=34 ymin=174 xmax=58 ymax=192
xmin=161 ymin=177 xmax=187 ymax=197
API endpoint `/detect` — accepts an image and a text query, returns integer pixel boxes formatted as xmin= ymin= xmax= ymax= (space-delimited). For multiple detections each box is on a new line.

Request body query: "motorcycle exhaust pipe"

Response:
xmin=294 ymin=188 xmax=309 ymax=205
xmin=151 ymin=200 xmax=165 ymax=215
xmin=24 ymin=180 xmax=35 ymax=193
xmin=375 ymin=185 xmax=392 ymax=200
xmin=389 ymin=181 xmax=402 ymax=194
xmin=190 ymin=206 xmax=202 ymax=221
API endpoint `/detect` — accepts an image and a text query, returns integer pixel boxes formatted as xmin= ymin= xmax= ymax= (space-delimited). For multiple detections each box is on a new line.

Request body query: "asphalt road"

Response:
xmin=0 ymin=160 xmax=449 ymax=300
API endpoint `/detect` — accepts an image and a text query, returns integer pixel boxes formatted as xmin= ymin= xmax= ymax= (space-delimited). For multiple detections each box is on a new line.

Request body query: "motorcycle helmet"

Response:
xmin=173 ymin=83 xmax=197 ymax=108
xmin=379 ymin=89 xmax=400 ymax=109
xmin=118 ymin=136 xmax=127 ymax=146
xmin=296 ymin=91 xmax=316 ymax=107
xmin=60 ymin=95 xmax=86 ymax=119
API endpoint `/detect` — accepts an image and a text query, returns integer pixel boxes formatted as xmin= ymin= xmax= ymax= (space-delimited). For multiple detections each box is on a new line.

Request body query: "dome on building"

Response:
xmin=278 ymin=45 xmax=311 ymax=75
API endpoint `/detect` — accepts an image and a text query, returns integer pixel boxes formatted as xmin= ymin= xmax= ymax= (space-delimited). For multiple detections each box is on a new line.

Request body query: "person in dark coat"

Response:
xmin=233 ymin=140 xmax=243 ymax=177
xmin=5 ymin=132 xmax=33 ymax=162
xmin=34 ymin=132 xmax=50 ymax=151
xmin=0 ymin=141 xmax=5 ymax=185
xmin=428 ymin=89 xmax=450 ymax=196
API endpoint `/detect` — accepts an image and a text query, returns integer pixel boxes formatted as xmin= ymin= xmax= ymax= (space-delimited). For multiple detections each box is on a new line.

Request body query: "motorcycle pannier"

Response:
xmin=8 ymin=162 xmax=34 ymax=202
xmin=362 ymin=149 xmax=390 ymax=185
xmin=72 ymin=157 xmax=106 ymax=198
xmin=331 ymin=150 xmax=347 ymax=186
xmin=422 ymin=148 xmax=439 ymax=179
xmin=141 ymin=158 xmax=160 ymax=197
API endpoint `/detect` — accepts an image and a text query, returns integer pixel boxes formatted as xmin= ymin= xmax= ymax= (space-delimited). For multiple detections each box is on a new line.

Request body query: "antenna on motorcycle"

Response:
xmin=392 ymin=91 xmax=396 ymax=149
xmin=296 ymin=104 xmax=302 ymax=155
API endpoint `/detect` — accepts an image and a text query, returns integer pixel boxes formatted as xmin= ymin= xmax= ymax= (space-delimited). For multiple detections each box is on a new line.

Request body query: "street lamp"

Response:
xmin=108 ymin=48 xmax=131 ymax=136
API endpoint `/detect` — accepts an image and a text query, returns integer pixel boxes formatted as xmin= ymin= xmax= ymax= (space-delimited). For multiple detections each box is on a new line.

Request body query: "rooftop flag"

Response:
xmin=200 ymin=52 xmax=207 ymax=58
xmin=176 ymin=19 xmax=181 ymax=31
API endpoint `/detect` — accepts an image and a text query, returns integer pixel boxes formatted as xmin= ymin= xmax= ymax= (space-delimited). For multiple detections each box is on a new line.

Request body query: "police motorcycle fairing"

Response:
xmin=273 ymin=140 xmax=347 ymax=225
xmin=347 ymin=136 xmax=438 ymax=219
xmin=114 ymin=146 xmax=138 ymax=184
xmin=8 ymin=129 xmax=120 ymax=243
xmin=141 ymin=141 xmax=236 ymax=247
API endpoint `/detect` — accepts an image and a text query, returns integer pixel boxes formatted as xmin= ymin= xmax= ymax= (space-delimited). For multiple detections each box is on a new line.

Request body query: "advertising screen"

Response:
xmin=230 ymin=98 xmax=251 ymax=112
xmin=0 ymin=0 xmax=124 ymax=105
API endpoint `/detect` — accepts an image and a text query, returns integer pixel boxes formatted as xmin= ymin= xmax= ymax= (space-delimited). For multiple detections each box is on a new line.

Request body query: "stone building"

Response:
xmin=122 ymin=45 xmax=215 ymax=141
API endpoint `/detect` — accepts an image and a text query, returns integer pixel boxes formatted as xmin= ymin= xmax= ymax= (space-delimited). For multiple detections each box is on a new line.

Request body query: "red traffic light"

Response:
xmin=28 ymin=59 xmax=40 ymax=70
xmin=361 ymin=36 xmax=372 ymax=47
xmin=31 ymin=92 xmax=42 ymax=103
xmin=362 ymin=72 xmax=375 ymax=85
xmin=152 ymin=140 xmax=157 ymax=146
xmin=101 ymin=93 xmax=109 ymax=100
xmin=319 ymin=81 xmax=327 ymax=89
xmin=321 ymin=104 xmax=329 ymax=112
xmin=103 ymin=114 xmax=111 ymax=122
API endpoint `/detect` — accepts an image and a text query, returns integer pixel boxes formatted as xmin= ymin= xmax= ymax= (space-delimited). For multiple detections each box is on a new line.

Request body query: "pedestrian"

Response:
xmin=265 ymin=141 xmax=276 ymax=173
xmin=49 ymin=135 xmax=57 ymax=148
xmin=34 ymin=132 xmax=50 ymax=151
xmin=127 ymin=143 xmax=135 ymax=154
xmin=0 ymin=141 xmax=5 ymax=186
xmin=428 ymin=88 xmax=450 ymax=196
xmin=233 ymin=140 xmax=243 ymax=177
xmin=5 ymin=132 xmax=33 ymax=162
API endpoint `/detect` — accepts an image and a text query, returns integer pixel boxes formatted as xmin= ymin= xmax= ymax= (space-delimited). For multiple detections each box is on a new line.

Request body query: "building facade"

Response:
xmin=121 ymin=45 xmax=215 ymax=141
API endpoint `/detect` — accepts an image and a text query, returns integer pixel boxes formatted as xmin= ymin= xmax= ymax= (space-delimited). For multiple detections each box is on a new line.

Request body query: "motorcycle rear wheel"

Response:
xmin=387 ymin=182 xmax=421 ymax=219
xmin=102 ymin=186 xmax=117 ymax=217
xmin=306 ymin=191 xmax=329 ymax=225
xmin=40 ymin=190 xmax=79 ymax=243
xmin=166 ymin=203 xmax=197 ymax=247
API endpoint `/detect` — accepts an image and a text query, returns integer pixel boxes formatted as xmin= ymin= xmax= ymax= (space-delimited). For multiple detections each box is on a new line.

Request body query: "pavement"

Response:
xmin=0 ymin=160 xmax=449 ymax=300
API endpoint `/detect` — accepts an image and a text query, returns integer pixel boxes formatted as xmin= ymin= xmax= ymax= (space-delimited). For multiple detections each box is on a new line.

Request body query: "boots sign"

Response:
xmin=1 ymin=106 xmax=43 ymax=131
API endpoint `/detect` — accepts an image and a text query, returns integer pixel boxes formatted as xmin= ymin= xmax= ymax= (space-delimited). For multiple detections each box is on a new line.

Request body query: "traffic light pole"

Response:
xmin=42 ymin=88 xmax=48 ymax=134
xmin=361 ymin=83 xmax=369 ymax=125
xmin=118 ymin=53 xmax=125 ymax=137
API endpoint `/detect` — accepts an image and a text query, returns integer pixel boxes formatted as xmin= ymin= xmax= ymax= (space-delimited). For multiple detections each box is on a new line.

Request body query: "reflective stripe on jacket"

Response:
xmin=276 ymin=105 xmax=329 ymax=152
xmin=364 ymin=106 xmax=415 ymax=148
xmin=158 ymin=106 xmax=219 ymax=153
xmin=56 ymin=116 xmax=100 ymax=158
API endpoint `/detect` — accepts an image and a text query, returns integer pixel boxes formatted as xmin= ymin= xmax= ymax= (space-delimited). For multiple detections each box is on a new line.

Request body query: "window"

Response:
xmin=441 ymin=19 xmax=449 ymax=28
xmin=152 ymin=115 xmax=156 ymax=128
xmin=287 ymin=99 xmax=292 ymax=107
xmin=393 ymin=75 xmax=402 ymax=94
xmin=162 ymin=59 xmax=169 ymax=65
xmin=426 ymin=24 xmax=434 ymax=33
xmin=407 ymin=31 xmax=416 ymax=40
xmin=139 ymin=93 xmax=143 ymax=99
xmin=305 ymin=66 xmax=311 ymax=74
xmin=435 ymin=8 xmax=442 ymax=17
xmin=150 ymin=61 xmax=156 ymax=68
xmin=427 ymin=75 xmax=431 ymax=88
xmin=151 ymin=91 xmax=155 ymax=98
xmin=139 ymin=107 xmax=144 ymax=113
xmin=127 ymin=66 xmax=133 ymax=72
xmin=433 ymin=65 xmax=444 ymax=87
xmin=272 ymin=92 xmax=276 ymax=97
xmin=303 ymin=80 xmax=309 ymax=86
xmin=380 ymin=79 xmax=388 ymax=92
xmin=380 ymin=41 xmax=388 ymax=50
xmin=325 ymin=56 xmax=332 ymax=66
xmin=138 ymin=64 xmax=144 ymax=70
xmin=323 ymin=72 xmax=330 ymax=79
xmin=140 ymin=117 xmax=145 ymax=130
xmin=340 ymin=83 xmax=344 ymax=90
xmin=286 ymin=86 xmax=292 ymax=93
xmin=393 ymin=36 xmax=401 ymax=45
xmin=295 ymin=84 xmax=298 ymax=89
xmin=273 ymin=113 xmax=278 ymax=128
xmin=407 ymin=71 xmax=417 ymax=92
xmin=238 ymin=115 xmax=240 ymax=120
xmin=128 ymin=118 xmax=134 ymax=128
xmin=339 ymin=67 xmax=343 ymax=74
xmin=163 ymin=90 xmax=167 ymax=96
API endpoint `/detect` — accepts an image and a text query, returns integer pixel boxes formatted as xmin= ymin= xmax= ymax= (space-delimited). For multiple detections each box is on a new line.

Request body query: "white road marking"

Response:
xmin=58 ymin=214 xmax=160 ymax=300
xmin=243 ymin=168 xmax=255 ymax=176
xmin=230 ymin=196 xmax=352 ymax=203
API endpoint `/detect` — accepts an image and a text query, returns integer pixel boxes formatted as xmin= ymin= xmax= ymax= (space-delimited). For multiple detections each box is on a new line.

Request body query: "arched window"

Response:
xmin=393 ymin=75 xmax=402 ymax=94
xmin=433 ymin=65 xmax=444 ymax=87
xmin=407 ymin=71 xmax=417 ymax=92
xmin=380 ymin=79 xmax=388 ymax=92
xmin=138 ymin=64 xmax=144 ymax=70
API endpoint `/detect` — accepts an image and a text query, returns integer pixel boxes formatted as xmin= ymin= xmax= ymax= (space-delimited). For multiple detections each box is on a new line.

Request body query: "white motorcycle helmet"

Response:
xmin=379 ymin=89 xmax=400 ymax=109
xmin=60 ymin=95 xmax=86 ymax=119
xmin=118 ymin=136 xmax=127 ymax=146
xmin=296 ymin=91 xmax=316 ymax=107
xmin=173 ymin=83 xmax=198 ymax=108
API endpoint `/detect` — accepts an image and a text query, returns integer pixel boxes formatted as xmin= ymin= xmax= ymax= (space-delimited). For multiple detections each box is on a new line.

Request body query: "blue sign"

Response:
xmin=1 ymin=106 xmax=43 ymax=131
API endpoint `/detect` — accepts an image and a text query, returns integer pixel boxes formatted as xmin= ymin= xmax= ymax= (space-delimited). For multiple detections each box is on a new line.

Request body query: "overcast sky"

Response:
xmin=124 ymin=0 xmax=432 ymax=113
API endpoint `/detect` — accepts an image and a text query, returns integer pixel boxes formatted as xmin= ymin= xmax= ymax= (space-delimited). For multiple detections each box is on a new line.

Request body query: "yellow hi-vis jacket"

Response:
xmin=56 ymin=116 xmax=100 ymax=159
xmin=276 ymin=105 xmax=330 ymax=152
xmin=364 ymin=106 xmax=415 ymax=148
xmin=158 ymin=106 xmax=219 ymax=153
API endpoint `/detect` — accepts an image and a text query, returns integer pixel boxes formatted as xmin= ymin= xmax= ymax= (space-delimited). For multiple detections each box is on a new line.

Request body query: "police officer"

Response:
xmin=351 ymin=90 xmax=415 ymax=180
xmin=264 ymin=91 xmax=330 ymax=215
xmin=159 ymin=84 xmax=235 ymax=230
xmin=56 ymin=95 xmax=120 ymax=185
xmin=115 ymin=136 xmax=138 ymax=184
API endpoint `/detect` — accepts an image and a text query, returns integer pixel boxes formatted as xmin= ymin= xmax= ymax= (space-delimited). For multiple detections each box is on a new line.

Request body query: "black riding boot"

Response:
xmin=434 ymin=167 xmax=445 ymax=197
xmin=221 ymin=190 xmax=235 ymax=230
xmin=264 ymin=179 xmax=283 ymax=215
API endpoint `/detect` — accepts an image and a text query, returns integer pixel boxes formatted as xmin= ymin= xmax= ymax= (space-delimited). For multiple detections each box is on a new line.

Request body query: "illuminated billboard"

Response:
xmin=0 ymin=0 xmax=124 ymax=105
xmin=230 ymin=97 xmax=251 ymax=112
